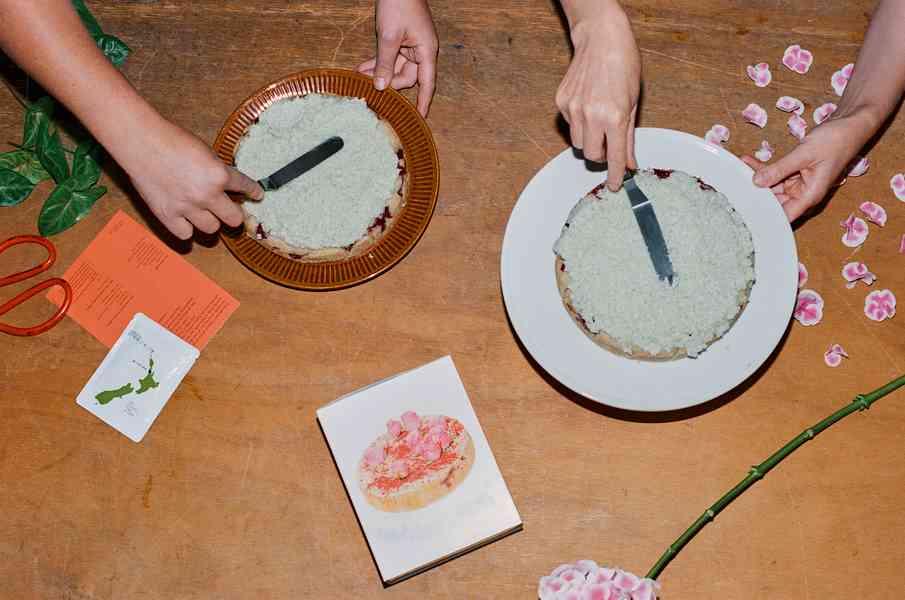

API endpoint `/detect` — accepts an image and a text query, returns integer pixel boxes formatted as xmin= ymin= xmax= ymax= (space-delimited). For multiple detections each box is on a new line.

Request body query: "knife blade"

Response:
xmin=622 ymin=170 xmax=676 ymax=286
xmin=257 ymin=136 xmax=344 ymax=192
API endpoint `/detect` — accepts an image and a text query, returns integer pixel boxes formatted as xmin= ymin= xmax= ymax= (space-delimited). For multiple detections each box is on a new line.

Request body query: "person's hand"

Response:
xmin=556 ymin=5 xmax=640 ymax=191
xmin=127 ymin=121 xmax=263 ymax=240
xmin=356 ymin=0 xmax=438 ymax=117
xmin=741 ymin=110 xmax=877 ymax=221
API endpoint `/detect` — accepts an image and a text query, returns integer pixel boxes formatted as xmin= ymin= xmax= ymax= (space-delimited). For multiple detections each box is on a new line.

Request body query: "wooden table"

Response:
xmin=2 ymin=1 xmax=904 ymax=597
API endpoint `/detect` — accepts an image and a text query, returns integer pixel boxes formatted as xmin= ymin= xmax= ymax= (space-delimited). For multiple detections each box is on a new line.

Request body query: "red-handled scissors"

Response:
xmin=0 ymin=235 xmax=73 ymax=336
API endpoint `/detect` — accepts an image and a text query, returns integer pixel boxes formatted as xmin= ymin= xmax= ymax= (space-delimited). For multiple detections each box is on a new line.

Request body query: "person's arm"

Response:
xmin=556 ymin=0 xmax=640 ymax=190
xmin=743 ymin=0 xmax=905 ymax=221
xmin=356 ymin=0 xmax=438 ymax=117
xmin=0 ymin=0 xmax=262 ymax=239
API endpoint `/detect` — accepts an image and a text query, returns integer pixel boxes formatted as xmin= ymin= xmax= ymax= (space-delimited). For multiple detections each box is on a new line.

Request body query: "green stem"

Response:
xmin=645 ymin=373 xmax=905 ymax=581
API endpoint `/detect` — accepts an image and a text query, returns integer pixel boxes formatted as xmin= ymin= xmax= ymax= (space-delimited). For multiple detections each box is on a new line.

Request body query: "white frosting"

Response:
xmin=554 ymin=170 xmax=755 ymax=356
xmin=235 ymin=94 xmax=398 ymax=249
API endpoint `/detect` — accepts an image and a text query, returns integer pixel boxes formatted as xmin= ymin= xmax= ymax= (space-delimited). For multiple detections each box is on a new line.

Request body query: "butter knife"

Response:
xmin=258 ymin=136 xmax=344 ymax=192
xmin=622 ymin=169 xmax=676 ymax=285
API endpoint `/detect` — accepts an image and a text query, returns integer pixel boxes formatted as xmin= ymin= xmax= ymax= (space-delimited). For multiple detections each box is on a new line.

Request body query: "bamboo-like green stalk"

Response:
xmin=646 ymin=374 xmax=905 ymax=581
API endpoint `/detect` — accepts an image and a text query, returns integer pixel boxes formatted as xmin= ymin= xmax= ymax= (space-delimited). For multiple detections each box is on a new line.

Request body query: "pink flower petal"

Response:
xmin=746 ymin=62 xmax=772 ymax=87
xmin=389 ymin=459 xmax=408 ymax=478
xmin=364 ymin=443 xmax=386 ymax=466
xmin=840 ymin=213 xmax=869 ymax=247
xmin=782 ymin=44 xmax=813 ymax=74
xmin=847 ymin=156 xmax=870 ymax=177
xmin=613 ymin=570 xmax=640 ymax=592
xmin=824 ymin=344 xmax=848 ymax=367
xmin=891 ymin=173 xmax=905 ymax=202
xmin=404 ymin=429 xmax=420 ymax=447
xmin=576 ymin=560 xmax=599 ymax=574
xmin=900 ymin=234 xmax=905 ymax=254
xmin=401 ymin=410 xmax=420 ymax=431
xmin=864 ymin=289 xmax=897 ymax=322
xmin=859 ymin=201 xmax=887 ymax=226
xmin=798 ymin=262 xmax=808 ymax=289
xmin=813 ymin=102 xmax=837 ymax=125
xmin=551 ymin=564 xmax=578 ymax=578
xmin=842 ymin=62 xmax=854 ymax=78
xmin=788 ymin=114 xmax=807 ymax=140
xmin=386 ymin=419 xmax=403 ymax=437
xmin=630 ymin=580 xmax=660 ymax=600
xmin=794 ymin=289 xmax=824 ymax=326
xmin=842 ymin=261 xmax=876 ymax=288
xmin=742 ymin=103 xmax=768 ymax=128
xmin=754 ymin=140 xmax=773 ymax=162
xmin=539 ymin=575 xmax=565 ymax=600
xmin=776 ymin=96 xmax=805 ymax=115
xmin=581 ymin=583 xmax=621 ymax=600
xmin=831 ymin=71 xmax=849 ymax=96
xmin=704 ymin=124 xmax=730 ymax=146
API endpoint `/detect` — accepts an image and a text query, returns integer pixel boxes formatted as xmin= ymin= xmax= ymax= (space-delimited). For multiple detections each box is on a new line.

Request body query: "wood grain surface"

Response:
xmin=1 ymin=1 xmax=904 ymax=598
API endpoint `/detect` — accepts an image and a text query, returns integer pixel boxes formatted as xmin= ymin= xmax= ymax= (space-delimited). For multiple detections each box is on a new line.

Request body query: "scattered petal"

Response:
xmin=742 ymin=103 xmax=768 ymax=128
xmin=847 ymin=156 xmax=870 ymax=177
xmin=798 ymin=262 xmax=808 ymax=289
xmin=891 ymin=173 xmax=905 ymax=202
xmin=859 ymin=201 xmax=887 ymax=226
xmin=776 ymin=96 xmax=805 ymax=115
xmin=831 ymin=63 xmax=855 ymax=96
xmin=840 ymin=213 xmax=869 ymax=247
xmin=782 ymin=44 xmax=814 ymax=74
xmin=813 ymin=102 xmax=837 ymax=125
xmin=788 ymin=114 xmax=807 ymax=140
xmin=864 ymin=289 xmax=896 ymax=322
xmin=842 ymin=261 xmax=876 ymax=288
xmin=364 ymin=443 xmax=386 ymax=466
xmin=386 ymin=419 xmax=402 ymax=437
xmin=746 ymin=62 xmax=772 ymax=87
xmin=401 ymin=410 xmax=420 ymax=431
xmin=794 ymin=289 xmax=824 ymax=326
xmin=705 ymin=124 xmax=730 ymax=146
xmin=900 ymin=234 xmax=905 ymax=254
xmin=754 ymin=140 xmax=774 ymax=162
xmin=824 ymin=344 xmax=849 ymax=367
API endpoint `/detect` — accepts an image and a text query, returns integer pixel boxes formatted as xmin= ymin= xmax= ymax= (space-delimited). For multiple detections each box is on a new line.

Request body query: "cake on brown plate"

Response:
xmin=553 ymin=169 xmax=756 ymax=360
xmin=358 ymin=411 xmax=475 ymax=512
xmin=235 ymin=93 xmax=407 ymax=262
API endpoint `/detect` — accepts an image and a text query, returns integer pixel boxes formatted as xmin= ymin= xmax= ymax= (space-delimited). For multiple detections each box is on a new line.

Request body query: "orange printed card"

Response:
xmin=47 ymin=210 xmax=239 ymax=349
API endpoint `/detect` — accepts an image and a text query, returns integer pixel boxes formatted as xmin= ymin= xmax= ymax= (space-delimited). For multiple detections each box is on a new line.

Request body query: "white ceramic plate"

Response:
xmin=501 ymin=128 xmax=798 ymax=412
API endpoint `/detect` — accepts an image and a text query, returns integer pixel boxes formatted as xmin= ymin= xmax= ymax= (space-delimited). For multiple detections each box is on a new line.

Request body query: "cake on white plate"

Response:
xmin=235 ymin=93 xmax=406 ymax=261
xmin=553 ymin=169 xmax=756 ymax=360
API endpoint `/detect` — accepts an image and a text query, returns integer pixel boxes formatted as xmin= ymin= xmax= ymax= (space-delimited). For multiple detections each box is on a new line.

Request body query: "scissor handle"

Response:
xmin=0 ymin=277 xmax=73 ymax=336
xmin=0 ymin=235 xmax=57 ymax=287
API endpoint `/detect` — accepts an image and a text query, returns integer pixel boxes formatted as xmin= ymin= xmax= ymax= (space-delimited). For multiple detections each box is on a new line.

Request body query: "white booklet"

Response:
xmin=317 ymin=356 xmax=522 ymax=584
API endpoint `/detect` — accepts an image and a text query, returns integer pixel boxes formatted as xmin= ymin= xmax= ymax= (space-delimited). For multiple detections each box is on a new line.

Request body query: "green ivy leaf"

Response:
xmin=71 ymin=140 xmax=102 ymax=190
xmin=0 ymin=168 xmax=36 ymax=206
xmin=22 ymin=96 xmax=55 ymax=150
xmin=38 ymin=183 xmax=106 ymax=236
xmin=35 ymin=124 xmax=70 ymax=184
xmin=96 ymin=34 xmax=131 ymax=67
xmin=0 ymin=149 xmax=50 ymax=184
xmin=70 ymin=0 xmax=104 ymax=39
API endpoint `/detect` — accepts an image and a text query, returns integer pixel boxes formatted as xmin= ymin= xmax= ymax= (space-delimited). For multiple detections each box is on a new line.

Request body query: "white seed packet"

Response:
xmin=76 ymin=313 xmax=199 ymax=442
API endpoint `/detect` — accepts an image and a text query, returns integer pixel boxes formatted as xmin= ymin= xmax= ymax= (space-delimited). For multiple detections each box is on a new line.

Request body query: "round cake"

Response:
xmin=234 ymin=93 xmax=406 ymax=262
xmin=358 ymin=411 xmax=475 ymax=512
xmin=553 ymin=169 xmax=756 ymax=360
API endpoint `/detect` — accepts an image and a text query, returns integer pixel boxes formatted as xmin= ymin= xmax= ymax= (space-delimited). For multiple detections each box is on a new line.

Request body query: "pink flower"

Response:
xmin=389 ymin=459 xmax=408 ymax=478
xmin=864 ymin=289 xmax=896 ymax=322
xmin=840 ymin=214 xmax=869 ymax=247
xmin=754 ymin=140 xmax=773 ymax=162
xmin=813 ymin=102 xmax=837 ymax=125
xmin=401 ymin=410 xmax=420 ymax=431
xmin=831 ymin=63 xmax=854 ymax=96
xmin=746 ymin=62 xmax=772 ymax=87
xmin=798 ymin=262 xmax=808 ymax=289
xmin=704 ymin=124 xmax=730 ymax=147
xmin=891 ymin=173 xmax=905 ymax=202
xmin=631 ymin=579 xmax=660 ymax=600
xmin=539 ymin=564 xmax=659 ymax=600
xmin=847 ymin=156 xmax=870 ymax=177
xmin=782 ymin=44 xmax=814 ymax=74
xmin=859 ymin=201 xmax=887 ymax=226
xmin=742 ymin=103 xmax=768 ymax=128
xmin=364 ymin=443 xmax=386 ymax=466
xmin=842 ymin=261 xmax=877 ymax=288
xmin=613 ymin=571 xmax=640 ymax=592
xmin=824 ymin=344 xmax=849 ymax=367
xmin=794 ymin=289 xmax=824 ymax=326
xmin=386 ymin=419 xmax=403 ymax=437
xmin=404 ymin=429 xmax=420 ymax=447
xmin=581 ymin=583 xmax=620 ymax=600
xmin=788 ymin=114 xmax=807 ymax=140
xmin=776 ymin=96 xmax=804 ymax=115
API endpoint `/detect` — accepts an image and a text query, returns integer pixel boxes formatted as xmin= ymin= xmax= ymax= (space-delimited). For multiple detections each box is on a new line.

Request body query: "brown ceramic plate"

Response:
xmin=213 ymin=69 xmax=440 ymax=290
